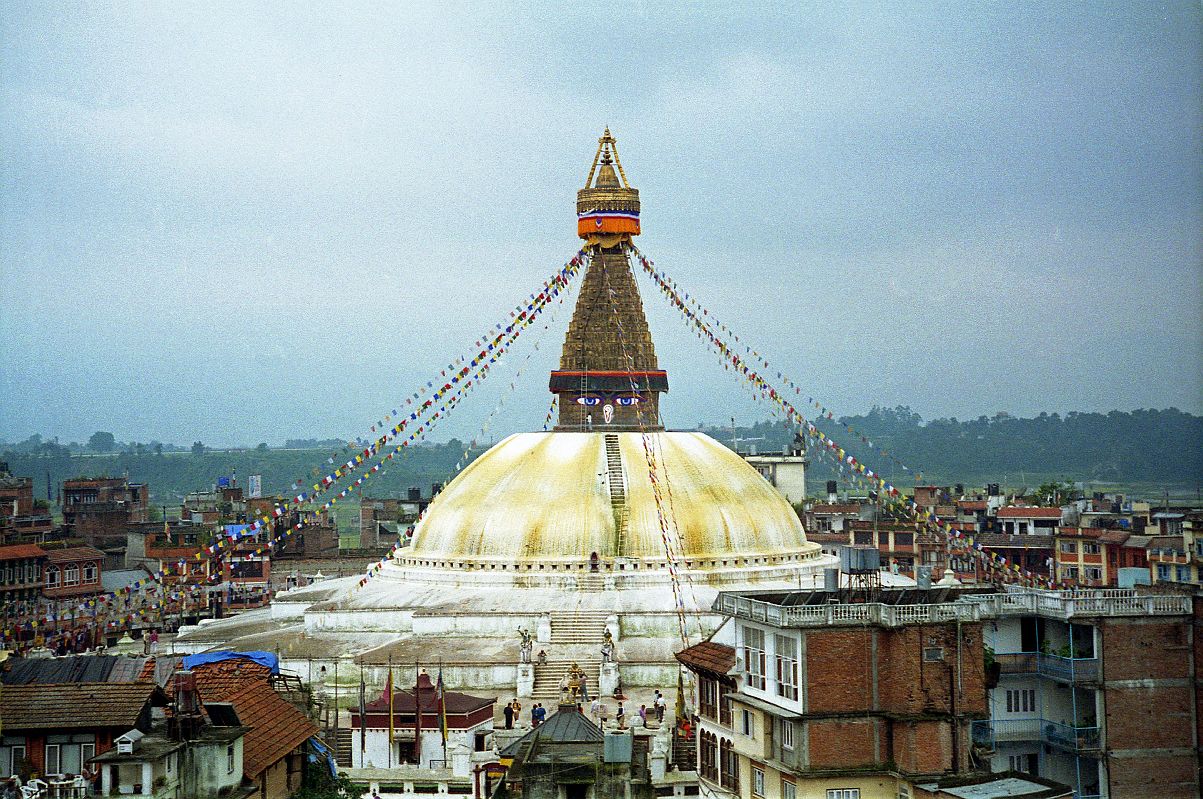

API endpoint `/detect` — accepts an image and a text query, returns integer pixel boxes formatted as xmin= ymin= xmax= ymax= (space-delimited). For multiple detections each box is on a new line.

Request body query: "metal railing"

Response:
xmin=996 ymin=652 xmax=1099 ymax=683
xmin=972 ymin=718 xmax=1101 ymax=754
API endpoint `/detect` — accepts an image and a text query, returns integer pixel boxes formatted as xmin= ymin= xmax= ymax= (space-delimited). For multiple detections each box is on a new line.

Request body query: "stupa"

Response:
xmin=174 ymin=131 xmax=839 ymax=700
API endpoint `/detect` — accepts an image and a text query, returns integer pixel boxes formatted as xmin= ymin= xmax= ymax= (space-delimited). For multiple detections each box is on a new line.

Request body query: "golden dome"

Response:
xmin=405 ymin=431 xmax=819 ymax=567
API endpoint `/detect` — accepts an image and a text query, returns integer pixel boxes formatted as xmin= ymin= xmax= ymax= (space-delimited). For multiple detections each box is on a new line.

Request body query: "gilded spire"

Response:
xmin=552 ymin=131 xmax=667 ymax=431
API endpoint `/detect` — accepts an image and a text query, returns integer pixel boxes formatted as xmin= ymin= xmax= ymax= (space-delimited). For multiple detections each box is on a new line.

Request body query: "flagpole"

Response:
xmin=387 ymin=656 xmax=394 ymax=769
xmin=439 ymin=660 xmax=448 ymax=763
xmin=414 ymin=660 xmax=422 ymax=766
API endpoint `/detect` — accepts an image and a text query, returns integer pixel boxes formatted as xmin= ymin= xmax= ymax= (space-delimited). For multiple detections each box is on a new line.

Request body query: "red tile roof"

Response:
xmin=675 ymin=641 xmax=736 ymax=678
xmin=996 ymin=507 xmax=1063 ymax=519
xmin=45 ymin=546 xmax=106 ymax=563
xmin=173 ymin=657 xmax=274 ymax=702
xmin=0 ymin=544 xmax=47 ymax=561
xmin=957 ymin=500 xmax=988 ymax=511
xmin=1098 ymin=531 xmax=1131 ymax=546
xmin=0 ymin=682 xmax=160 ymax=731
xmin=225 ymin=681 xmax=317 ymax=778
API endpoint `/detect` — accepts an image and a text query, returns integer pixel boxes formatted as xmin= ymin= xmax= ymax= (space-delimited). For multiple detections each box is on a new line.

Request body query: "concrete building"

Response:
xmin=41 ymin=545 xmax=105 ymax=599
xmin=742 ymin=443 xmax=807 ymax=506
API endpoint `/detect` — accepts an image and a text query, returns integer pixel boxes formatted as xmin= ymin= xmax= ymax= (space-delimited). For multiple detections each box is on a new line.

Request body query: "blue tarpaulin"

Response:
xmin=182 ymin=650 xmax=279 ymax=674
xmin=307 ymin=736 xmax=338 ymax=778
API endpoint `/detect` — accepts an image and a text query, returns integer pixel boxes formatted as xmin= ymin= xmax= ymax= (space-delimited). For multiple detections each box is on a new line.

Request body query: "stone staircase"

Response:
xmin=550 ymin=609 xmax=611 ymax=645
xmin=332 ymin=728 xmax=353 ymax=767
xmin=529 ymin=610 xmax=613 ymax=701
xmin=604 ymin=433 xmax=629 ymax=546
xmin=531 ymin=658 xmax=602 ymax=702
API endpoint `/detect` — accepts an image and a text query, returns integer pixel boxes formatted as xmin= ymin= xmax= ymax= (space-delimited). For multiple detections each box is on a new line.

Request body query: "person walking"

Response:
xmin=503 ymin=700 xmax=514 ymax=730
xmin=589 ymin=697 xmax=601 ymax=725
xmin=616 ymin=702 xmax=626 ymax=729
xmin=654 ymin=690 xmax=666 ymax=723
xmin=638 ymin=704 xmax=648 ymax=727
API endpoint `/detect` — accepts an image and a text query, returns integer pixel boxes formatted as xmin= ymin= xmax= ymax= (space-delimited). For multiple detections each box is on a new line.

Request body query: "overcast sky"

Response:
xmin=2 ymin=2 xmax=1200 ymax=447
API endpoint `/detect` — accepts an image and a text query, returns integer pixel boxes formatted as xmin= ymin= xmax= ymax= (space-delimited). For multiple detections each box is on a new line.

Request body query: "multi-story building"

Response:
xmin=996 ymin=507 xmax=1064 ymax=537
xmin=973 ymin=586 xmax=1200 ymax=799
xmin=41 ymin=545 xmax=105 ymax=599
xmin=678 ymin=587 xmax=992 ymax=799
xmin=358 ymin=491 xmax=429 ymax=549
xmin=742 ymin=443 xmax=807 ymax=506
xmin=61 ymin=477 xmax=149 ymax=550
xmin=679 ymin=584 xmax=1200 ymax=799
xmin=0 ymin=467 xmax=54 ymax=544
xmin=0 ymin=543 xmax=47 ymax=603
xmin=1053 ymin=528 xmax=1109 ymax=587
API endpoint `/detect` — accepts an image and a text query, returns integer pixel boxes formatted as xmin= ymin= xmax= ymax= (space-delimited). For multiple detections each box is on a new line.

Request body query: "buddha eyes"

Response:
xmin=576 ymin=396 xmax=601 ymax=406
xmin=575 ymin=395 xmax=640 ymax=406
xmin=617 ymin=396 xmax=640 ymax=406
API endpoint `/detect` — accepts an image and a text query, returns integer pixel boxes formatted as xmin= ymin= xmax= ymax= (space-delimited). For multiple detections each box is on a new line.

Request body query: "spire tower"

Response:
xmin=550 ymin=130 xmax=668 ymax=431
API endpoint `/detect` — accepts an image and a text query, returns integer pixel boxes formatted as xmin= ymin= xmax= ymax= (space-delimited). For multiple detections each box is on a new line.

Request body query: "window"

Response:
xmin=64 ymin=565 xmax=80 ymax=586
xmin=718 ymin=738 xmax=738 ymax=792
xmin=744 ymin=627 xmax=766 ymax=690
xmin=1063 ymin=566 xmax=1079 ymax=580
xmin=782 ymin=780 xmax=797 ymax=799
xmin=1085 ymin=567 xmax=1102 ymax=581
xmin=1083 ymin=542 xmax=1100 ymax=555
xmin=827 ymin=790 xmax=861 ymax=799
xmin=775 ymin=634 xmax=799 ymax=701
xmin=699 ymin=731 xmax=718 ymax=781
xmin=1 ymin=739 xmax=27 ymax=778
xmin=1177 ymin=567 xmax=1190 ymax=583
xmin=923 ymin=647 xmax=944 ymax=662
xmin=699 ymin=677 xmax=718 ymax=720
xmin=718 ymin=683 xmax=733 ymax=726
xmin=45 ymin=744 xmax=60 ymax=775
xmin=1009 ymin=753 xmax=1037 ymax=774
xmin=895 ymin=532 xmax=913 ymax=547
xmin=45 ymin=565 xmax=59 ymax=588
xmin=780 ymin=720 xmax=795 ymax=750
xmin=166 ymin=752 xmax=173 ymax=774
xmin=1005 ymin=688 xmax=1036 ymax=714
xmin=741 ymin=709 xmax=755 ymax=738
xmin=1156 ymin=565 xmax=1170 ymax=581
xmin=227 ymin=745 xmax=235 ymax=774
xmin=83 ymin=562 xmax=98 ymax=583
xmin=1059 ymin=541 xmax=1077 ymax=554
xmin=752 ymin=767 xmax=765 ymax=796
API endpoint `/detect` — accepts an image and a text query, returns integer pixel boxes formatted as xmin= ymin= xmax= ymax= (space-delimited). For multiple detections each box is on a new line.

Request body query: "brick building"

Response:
xmin=0 ymin=467 xmax=54 ymax=544
xmin=0 ymin=543 xmax=47 ymax=603
xmin=41 ymin=545 xmax=105 ymax=599
xmin=678 ymin=587 xmax=991 ymax=799
xmin=358 ymin=491 xmax=429 ymax=549
xmin=61 ymin=477 xmax=149 ymax=550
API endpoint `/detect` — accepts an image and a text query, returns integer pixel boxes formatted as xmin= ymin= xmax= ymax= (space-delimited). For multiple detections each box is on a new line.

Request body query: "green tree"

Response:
xmin=88 ymin=431 xmax=116 ymax=452
xmin=191 ymin=441 xmax=206 ymax=456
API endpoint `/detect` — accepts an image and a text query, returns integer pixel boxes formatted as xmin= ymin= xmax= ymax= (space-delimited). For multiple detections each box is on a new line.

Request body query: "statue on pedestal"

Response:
xmin=601 ymin=628 xmax=616 ymax=663
xmin=517 ymin=627 xmax=533 ymax=664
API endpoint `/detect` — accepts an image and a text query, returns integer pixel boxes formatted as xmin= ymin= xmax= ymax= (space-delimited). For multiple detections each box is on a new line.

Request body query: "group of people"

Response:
xmin=501 ymin=698 xmax=523 ymax=730
xmin=530 ymin=702 xmax=547 ymax=726
xmin=585 ymin=689 xmax=667 ymax=730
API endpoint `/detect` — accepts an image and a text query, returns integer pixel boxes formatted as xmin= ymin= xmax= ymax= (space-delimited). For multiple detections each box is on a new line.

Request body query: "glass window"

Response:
xmin=1083 ymin=542 xmax=1100 ymax=555
xmin=227 ymin=745 xmax=235 ymax=774
xmin=775 ymin=634 xmax=799 ymax=701
xmin=781 ymin=720 xmax=795 ymax=750
xmin=64 ymin=565 xmax=80 ymax=586
xmin=782 ymin=780 xmax=797 ymax=799
xmin=744 ymin=626 xmax=766 ymax=690
xmin=752 ymin=767 xmax=765 ymax=797
xmin=45 ymin=565 xmax=59 ymax=588
xmin=45 ymin=744 xmax=60 ymax=775
xmin=83 ymin=562 xmax=98 ymax=582
xmin=827 ymin=790 xmax=861 ymax=799
xmin=1059 ymin=541 xmax=1077 ymax=553
xmin=699 ymin=677 xmax=718 ymax=720
xmin=741 ymin=709 xmax=755 ymax=738
xmin=1005 ymin=688 xmax=1036 ymax=714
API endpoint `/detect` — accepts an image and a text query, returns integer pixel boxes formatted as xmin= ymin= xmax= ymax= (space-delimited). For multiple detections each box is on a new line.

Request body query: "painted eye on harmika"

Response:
xmin=616 ymin=396 xmax=641 ymax=406
xmin=575 ymin=396 xmax=601 ymax=406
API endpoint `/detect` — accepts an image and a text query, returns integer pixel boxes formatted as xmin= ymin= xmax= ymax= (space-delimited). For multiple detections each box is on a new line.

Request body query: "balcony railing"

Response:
xmin=996 ymin=652 xmax=1099 ymax=683
xmin=972 ymin=718 xmax=1101 ymax=755
xmin=713 ymin=593 xmax=982 ymax=628
xmin=962 ymin=589 xmax=1191 ymax=620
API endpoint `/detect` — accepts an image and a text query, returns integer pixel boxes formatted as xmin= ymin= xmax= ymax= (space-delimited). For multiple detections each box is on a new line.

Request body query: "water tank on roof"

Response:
xmin=823 ymin=567 xmax=840 ymax=591
xmin=839 ymin=544 xmax=881 ymax=573
xmin=916 ymin=565 xmax=933 ymax=590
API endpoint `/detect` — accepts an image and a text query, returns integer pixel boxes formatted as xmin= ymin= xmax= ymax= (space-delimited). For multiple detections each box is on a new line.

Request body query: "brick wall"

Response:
xmin=806 ymin=718 xmax=879 ymax=769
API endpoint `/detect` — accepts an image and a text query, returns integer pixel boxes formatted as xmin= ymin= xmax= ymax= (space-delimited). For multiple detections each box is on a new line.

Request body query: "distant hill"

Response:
xmin=3 ymin=408 xmax=1200 ymax=505
xmin=699 ymin=406 xmax=1203 ymax=492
